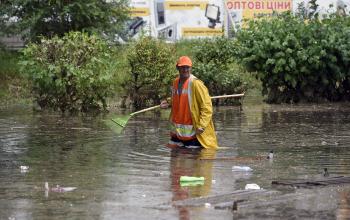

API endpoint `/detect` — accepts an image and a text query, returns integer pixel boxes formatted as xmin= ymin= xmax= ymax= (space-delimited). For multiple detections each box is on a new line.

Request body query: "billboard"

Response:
xmin=129 ymin=0 xmax=224 ymax=41
xmin=128 ymin=0 xmax=350 ymax=40
xmin=224 ymin=0 xmax=350 ymax=35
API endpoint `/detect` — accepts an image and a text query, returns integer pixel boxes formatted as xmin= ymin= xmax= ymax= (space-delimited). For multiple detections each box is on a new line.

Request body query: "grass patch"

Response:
xmin=0 ymin=49 xmax=31 ymax=106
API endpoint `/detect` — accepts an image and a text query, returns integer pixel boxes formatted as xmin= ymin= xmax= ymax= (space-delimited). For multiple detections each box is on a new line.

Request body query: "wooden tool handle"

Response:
xmin=211 ymin=93 xmax=245 ymax=99
xmin=130 ymin=93 xmax=244 ymax=116
xmin=130 ymin=105 xmax=161 ymax=116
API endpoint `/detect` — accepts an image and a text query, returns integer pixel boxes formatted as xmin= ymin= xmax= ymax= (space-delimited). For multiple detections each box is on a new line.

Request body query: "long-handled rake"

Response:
xmin=111 ymin=105 xmax=161 ymax=127
xmin=111 ymin=93 xmax=245 ymax=128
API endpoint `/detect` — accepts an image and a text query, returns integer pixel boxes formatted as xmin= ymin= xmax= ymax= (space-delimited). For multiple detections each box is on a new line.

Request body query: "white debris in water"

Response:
xmin=232 ymin=166 xmax=253 ymax=172
xmin=267 ymin=151 xmax=274 ymax=159
xmin=321 ymin=141 xmax=327 ymax=145
xmin=20 ymin=166 xmax=29 ymax=173
xmin=212 ymin=179 xmax=216 ymax=184
xmin=245 ymin=183 xmax=261 ymax=190
xmin=142 ymin=194 xmax=146 ymax=197
xmin=204 ymin=203 xmax=211 ymax=208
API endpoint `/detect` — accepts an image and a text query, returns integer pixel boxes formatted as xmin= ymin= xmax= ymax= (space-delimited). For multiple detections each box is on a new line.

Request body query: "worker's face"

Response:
xmin=177 ymin=66 xmax=191 ymax=80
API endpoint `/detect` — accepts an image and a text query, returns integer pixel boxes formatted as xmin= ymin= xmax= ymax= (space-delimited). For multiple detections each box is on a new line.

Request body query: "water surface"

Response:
xmin=1 ymin=98 xmax=350 ymax=219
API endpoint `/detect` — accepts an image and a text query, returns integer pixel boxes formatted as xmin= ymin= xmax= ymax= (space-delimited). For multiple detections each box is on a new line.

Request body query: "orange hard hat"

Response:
xmin=176 ymin=56 xmax=192 ymax=67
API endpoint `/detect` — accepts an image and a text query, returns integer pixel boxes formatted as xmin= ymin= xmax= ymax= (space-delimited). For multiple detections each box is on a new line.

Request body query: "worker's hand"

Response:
xmin=160 ymin=100 xmax=169 ymax=109
xmin=196 ymin=127 xmax=205 ymax=135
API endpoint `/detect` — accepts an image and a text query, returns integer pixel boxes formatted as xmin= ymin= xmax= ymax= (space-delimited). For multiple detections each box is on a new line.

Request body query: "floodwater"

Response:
xmin=1 ymin=96 xmax=350 ymax=220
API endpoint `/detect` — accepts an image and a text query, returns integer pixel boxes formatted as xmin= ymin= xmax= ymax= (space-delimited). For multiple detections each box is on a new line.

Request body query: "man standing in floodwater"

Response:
xmin=160 ymin=56 xmax=218 ymax=150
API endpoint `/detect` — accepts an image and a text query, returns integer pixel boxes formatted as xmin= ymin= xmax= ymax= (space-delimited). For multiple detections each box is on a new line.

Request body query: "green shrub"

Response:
xmin=123 ymin=36 xmax=176 ymax=109
xmin=20 ymin=32 xmax=116 ymax=112
xmin=174 ymin=39 xmax=199 ymax=58
xmin=235 ymin=12 xmax=350 ymax=103
xmin=191 ymin=37 xmax=253 ymax=104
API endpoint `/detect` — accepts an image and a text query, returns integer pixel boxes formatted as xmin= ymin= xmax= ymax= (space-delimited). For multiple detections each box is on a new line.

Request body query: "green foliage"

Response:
xmin=0 ymin=49 xmax=20 ymax=77
xmin=235 ymin=12 xmax=350 ymax=103
xmin=20 ymin=32 xmax=116 ymax=112
xmin=0 ymin=0 xmax=130 ymax=42
xmin=191 ymin=37 xmax=252 ymax=103
xmin=0 ymin=49 xmax=30 ymax=103
xmin=174 ymin=39 xmax=199 ymax=58
xmin=124 ymin=37 xmax=176 ymax=109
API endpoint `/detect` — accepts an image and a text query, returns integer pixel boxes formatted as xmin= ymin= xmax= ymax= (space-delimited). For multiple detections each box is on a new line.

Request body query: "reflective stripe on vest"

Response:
xmin=171 ymin=75 xmax=196 ymax=140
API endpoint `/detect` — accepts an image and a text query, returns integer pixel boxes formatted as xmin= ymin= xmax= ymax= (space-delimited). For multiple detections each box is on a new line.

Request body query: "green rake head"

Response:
xmin=110 ymin=114 xmax=132 ymax=128
xmin=103 ymin=119 xmax=124 ymax=134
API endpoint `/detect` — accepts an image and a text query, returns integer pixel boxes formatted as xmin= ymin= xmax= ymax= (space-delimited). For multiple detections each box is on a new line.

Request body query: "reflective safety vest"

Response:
xmin=170 ymin=75 xmax=196 ymax=141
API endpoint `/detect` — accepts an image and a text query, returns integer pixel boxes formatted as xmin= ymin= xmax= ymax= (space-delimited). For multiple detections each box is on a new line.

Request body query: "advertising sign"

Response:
xmin=127 ymin=0 xmax=350 ymax=40
xmin=225 ymin=0 xmax=350 ymax=33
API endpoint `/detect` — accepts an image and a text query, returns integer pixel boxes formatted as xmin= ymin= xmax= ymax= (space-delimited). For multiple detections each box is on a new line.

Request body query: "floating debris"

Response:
xmin=245 ymin=183 xmax=261 ymax=190
xmin=180 ymin=176 xmax=205 ymax=187
xmin=172 ymin=189 xmax=275 ymax=207
xmin=272 ymin=176 xmax=350 ymax=188
xmin=204 ymin=203 xmax=211 ymax=208
xmin=232 ymin=166 xmax=253 ymax=172
xmin=180 ymin=176 xmax=204 ymax=182
xmin=180 ymin=181 xmax=204 ymax=187
xmin=323 ymin=168 xmax=329 ymax=177
xmin=267 ymin=150 xmax=274 ymax=159
xmin=20 ymin=166 xmax=29 ymax=173
xmin=45 ymin=182 xmax=77 ymax=193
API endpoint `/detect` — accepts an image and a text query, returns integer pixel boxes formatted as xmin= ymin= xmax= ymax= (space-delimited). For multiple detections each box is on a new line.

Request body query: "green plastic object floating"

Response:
xmin=180 ymin=176 xmax=205 ymax=186
xmin=180 ymin=181 xmax=204 ymax=187
xmin=180 ymin=176 xmax=205 ymax=182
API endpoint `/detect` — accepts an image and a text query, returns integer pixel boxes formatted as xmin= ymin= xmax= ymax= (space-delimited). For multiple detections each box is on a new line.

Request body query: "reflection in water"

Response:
xmin=170 ymin=149 xmax=216 ymax=220
xmin=1 ymin=102 xmax=350 ymax=219
xmin=337 ymin=190 xmax=350 ymax=220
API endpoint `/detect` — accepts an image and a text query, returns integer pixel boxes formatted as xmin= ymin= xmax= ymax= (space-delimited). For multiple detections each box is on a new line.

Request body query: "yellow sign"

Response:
xmin=226 ymin=0 xmax=292 ymax=19
xmin=165 ymin=1 xmax=208 ymax=10
xmin=130 ymin=7 xmax=150 ymax=17
xmin=182 ymin=27 xmax=223 ymax=37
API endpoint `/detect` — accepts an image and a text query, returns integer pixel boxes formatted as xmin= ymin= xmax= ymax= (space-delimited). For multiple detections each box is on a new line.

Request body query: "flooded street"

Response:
xmin=1 ymin=97 xmax=350 ymax=219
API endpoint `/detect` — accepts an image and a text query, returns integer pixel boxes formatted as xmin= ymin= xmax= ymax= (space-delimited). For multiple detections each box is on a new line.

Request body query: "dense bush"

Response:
xmin=235 ymin=12 xmax=350 ymax=103
xmin=0 ymin=0 xmax=130 ymax=42
xmin=192 ymin=37 xmax=253 ymax=104
xmin=20 ymin=32 xmax=116 ymax=112
xmin=123 ymin=36 xmax=176 ymax=109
